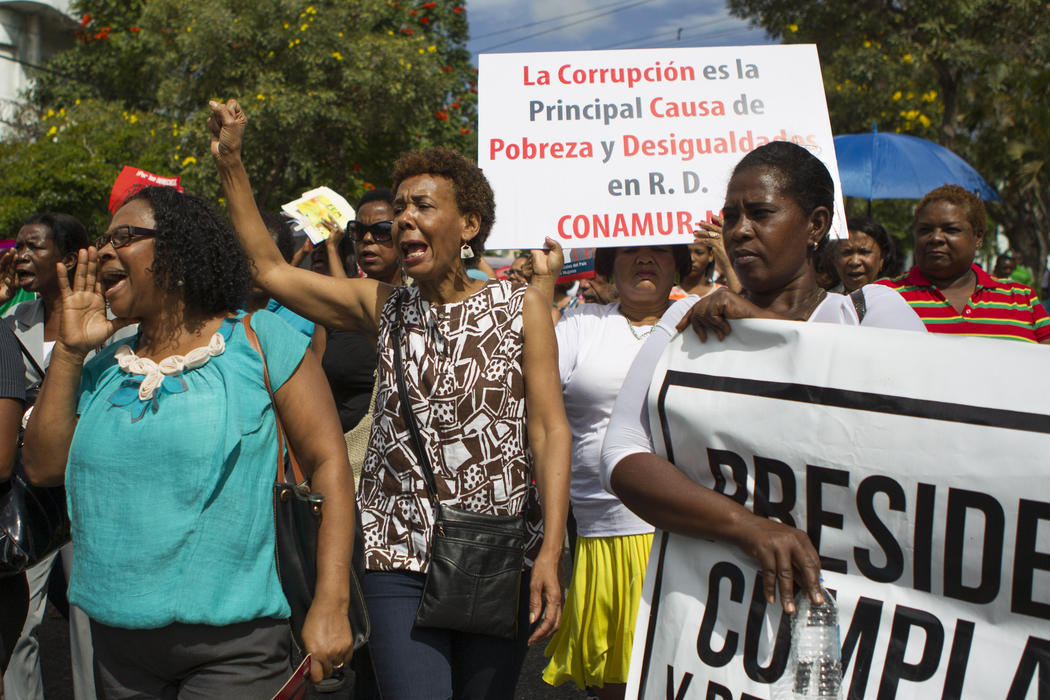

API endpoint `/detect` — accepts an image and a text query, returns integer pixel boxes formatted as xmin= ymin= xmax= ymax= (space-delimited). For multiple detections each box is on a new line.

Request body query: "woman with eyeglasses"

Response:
xmin=210 ymin=98 xmax=571 ymax=699
xmin=21 ymin=186 xmax=356 ymax=696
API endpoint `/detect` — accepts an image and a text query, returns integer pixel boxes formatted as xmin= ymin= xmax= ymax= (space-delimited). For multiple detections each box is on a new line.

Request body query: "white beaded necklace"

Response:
xmin=114 ymin=331 xmax=226 ymax=401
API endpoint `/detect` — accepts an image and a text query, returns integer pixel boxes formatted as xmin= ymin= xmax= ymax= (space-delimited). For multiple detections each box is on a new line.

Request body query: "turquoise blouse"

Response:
xmin=66 ymin=311 xmax=309 ymax=629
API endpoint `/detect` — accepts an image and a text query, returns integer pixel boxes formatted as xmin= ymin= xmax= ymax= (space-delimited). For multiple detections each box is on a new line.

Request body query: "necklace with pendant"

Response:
xmin=620 ymin=307 xmax=656 ymax=340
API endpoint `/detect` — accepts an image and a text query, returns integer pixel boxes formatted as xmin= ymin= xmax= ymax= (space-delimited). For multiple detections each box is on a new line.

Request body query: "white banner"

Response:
xmin=478 ymin=46 xmax=847 ymax=250
xmin=628 ymin=321 xmax=1050 ymax=700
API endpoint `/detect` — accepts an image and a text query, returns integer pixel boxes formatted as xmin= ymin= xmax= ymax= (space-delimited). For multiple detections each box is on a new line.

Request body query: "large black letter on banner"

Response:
xmin=854 ymin=475 xmax=905 ymax=583
xmin=665 ymin=665 xmax=693 ymax=700
xmin=697 ymin=562 xmax=744 ymax=667
xmin=806 ymin=465 xmax=849 ymax=573
xmin=944 ymin=488 xmax=1004 ymax=604
xmin=942 ymin=619 xmax=975 ymax=700
xmin=840 ymin=596 xmax=883 ymax=699
xmin=877 ymin=606 xmax=944 ymax=699
xmin=1012 ymin=498 xmax=1050 ymax=620
xmin=913 ymin=482 xmax=936 ymax=592
xmin=707 ymin=449 xmax=748 ymax=504
xmin=1006 ymin=636 xmax=1050 ymax=700
xmin=705 ymin=681 xmax=732 ymax=700
xmin=743 ymin=572 xmax=791 ymax=682
xmin=753 ymin=456 xmax=796 ymax=527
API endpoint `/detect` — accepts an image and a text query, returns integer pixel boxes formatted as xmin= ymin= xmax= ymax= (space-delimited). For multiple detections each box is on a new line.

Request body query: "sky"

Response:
xmin=466 ymin=0 xmax=773 ymax=61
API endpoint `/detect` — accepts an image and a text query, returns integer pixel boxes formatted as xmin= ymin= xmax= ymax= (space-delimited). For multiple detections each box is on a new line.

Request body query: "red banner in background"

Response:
xmin=109 ymin=166 xmax=182 ymax=214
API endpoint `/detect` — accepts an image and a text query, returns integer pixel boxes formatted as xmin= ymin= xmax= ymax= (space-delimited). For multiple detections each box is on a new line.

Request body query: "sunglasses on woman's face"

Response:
xmin=347 ymin=220 xmax=394 ymax=244
xmin=96 ymin=225 xmax=156 ymax=250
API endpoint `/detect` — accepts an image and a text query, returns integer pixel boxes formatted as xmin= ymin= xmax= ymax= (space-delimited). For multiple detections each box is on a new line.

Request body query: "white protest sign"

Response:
xmin=478 ymin=46 xmax=847 ymax=250
xmin=627 ymin=321 xmax=1050 ymax=700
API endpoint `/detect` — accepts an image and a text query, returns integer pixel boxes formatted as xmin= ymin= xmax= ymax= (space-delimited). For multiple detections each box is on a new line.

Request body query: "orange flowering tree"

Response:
xmin=2 ymin=0 xmax=479 ymax=233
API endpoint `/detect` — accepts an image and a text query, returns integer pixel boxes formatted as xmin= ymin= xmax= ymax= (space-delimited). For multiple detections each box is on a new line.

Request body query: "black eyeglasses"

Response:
xmin=97 ymin=225 xmax=156 ymax=250
xmin=347 ymin=220 xmax=393 ymax=244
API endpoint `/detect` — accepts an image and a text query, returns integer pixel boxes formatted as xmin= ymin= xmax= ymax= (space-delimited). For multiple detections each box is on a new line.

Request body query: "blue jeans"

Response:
xmin=363 ymin=570 xmax=531 ymax=699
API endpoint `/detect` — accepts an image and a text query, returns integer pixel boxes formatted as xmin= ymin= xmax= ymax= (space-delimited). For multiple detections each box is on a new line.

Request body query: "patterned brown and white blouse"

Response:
xmin=359 ymin=280 xmax=543 ymax=573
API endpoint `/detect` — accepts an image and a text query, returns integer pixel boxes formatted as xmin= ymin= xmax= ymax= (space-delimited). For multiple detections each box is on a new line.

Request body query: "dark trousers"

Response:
xmin=0 ymin=573 xmax=28 ymax=672
xmin=363 ymin=570 xmax=531 ymax=700
xmin=90 ymin=617 xmax=290 ymax=699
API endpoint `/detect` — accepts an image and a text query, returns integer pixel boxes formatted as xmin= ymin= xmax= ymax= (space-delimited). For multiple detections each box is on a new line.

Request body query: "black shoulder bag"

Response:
xmin=242 ymin=315 xmax=370 ymax=655
xmin=391 ymin=291 xmax=526 ymax=640
xmin=0 ymin=337 xmax=70 ymax=575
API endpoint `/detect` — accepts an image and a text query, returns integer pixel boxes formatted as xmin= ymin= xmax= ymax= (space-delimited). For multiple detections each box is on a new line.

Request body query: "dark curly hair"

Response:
xmin=913 ymin=184 xmax=986 ymax=236
xmin=732 ymin=141 xmax=835 ymax=219
xmin=594 ymin=245 xmax=692 ymax=282
xmin=122 ymin=187 xmax=250 ymax=315
xmin=391 ymin=148 xmax=495 ymax=259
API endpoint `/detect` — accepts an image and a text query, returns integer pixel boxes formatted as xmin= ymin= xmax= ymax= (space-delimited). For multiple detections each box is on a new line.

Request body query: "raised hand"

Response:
xmin=207 ymin=98 xmax=247 ymax=166
xmin=697 ymin=213 xmax=724 ymax=241
xmin=322 ymin=218 xmax=346 ymax=248
xmin=57 ymin=248 xmax=135 ymax=355
xmin=696 ymin=216 xmax=742 ymax=293
xmin=0 ymin=249 xmax=17 ymax=305
xmin=529 ymin=236 xmax=564 ymax=279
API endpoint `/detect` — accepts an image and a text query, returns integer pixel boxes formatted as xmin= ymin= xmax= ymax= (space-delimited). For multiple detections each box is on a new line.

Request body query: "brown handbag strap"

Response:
xmin=242 ymin=312 xmax=306 ymax=485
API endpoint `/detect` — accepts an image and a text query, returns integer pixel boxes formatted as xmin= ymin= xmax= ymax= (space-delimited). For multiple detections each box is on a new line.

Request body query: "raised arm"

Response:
xmin=208 ymin=99 xmax=389 ymax=338
xmin=320 ymin=220 xmax=350 ymax=280
xmin=527 ymin=237 xmax=564 ymax=305
xmin=698 ymin=216 xmax=742 ymax=294
xmin=520 ymin=285 xmax=571 ymax=644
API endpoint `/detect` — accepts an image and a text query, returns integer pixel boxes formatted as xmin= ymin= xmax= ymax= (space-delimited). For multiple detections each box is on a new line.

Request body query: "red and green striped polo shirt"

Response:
xmin=878 ymin=264 xmax=1050 ymax=342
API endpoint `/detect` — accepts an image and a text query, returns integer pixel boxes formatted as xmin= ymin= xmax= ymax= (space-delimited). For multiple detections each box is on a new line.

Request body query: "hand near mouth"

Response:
xmin=56 ymin=248 xmax=137 ymax=356
xmin=0 ymin=249 xmax=15 ymax=305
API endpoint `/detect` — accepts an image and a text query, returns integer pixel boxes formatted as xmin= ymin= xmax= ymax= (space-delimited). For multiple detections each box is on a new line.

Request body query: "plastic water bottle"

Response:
xmin=782 ymin=585 xmax=842 ymax=700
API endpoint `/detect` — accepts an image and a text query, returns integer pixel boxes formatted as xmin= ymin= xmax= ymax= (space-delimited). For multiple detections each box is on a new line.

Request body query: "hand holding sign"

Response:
xmin=530 ymin=236 xmax=565 ymax=279
xmin=677 ymin=288 xmax=775 ymax=341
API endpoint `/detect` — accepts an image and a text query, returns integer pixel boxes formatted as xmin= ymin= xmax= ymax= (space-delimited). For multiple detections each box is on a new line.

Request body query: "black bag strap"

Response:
xmin=849 ymin=288 xmax=867 ymax=324
xmin=13 ymin=334 xmax=44 ymax=382
xmin=392 ymin=290 xmax=441 ymax=502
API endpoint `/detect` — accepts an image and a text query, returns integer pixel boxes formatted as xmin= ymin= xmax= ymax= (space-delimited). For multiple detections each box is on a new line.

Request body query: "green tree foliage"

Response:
xmin=1 ymin=0 xmax=478 ymax=237
xmin=729 ymin=0 xmax=1050 ymax=283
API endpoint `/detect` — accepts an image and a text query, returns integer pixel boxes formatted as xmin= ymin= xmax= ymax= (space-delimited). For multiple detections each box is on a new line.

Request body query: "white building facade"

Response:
xmin=0 ymin=0 xmax=76 ymax=127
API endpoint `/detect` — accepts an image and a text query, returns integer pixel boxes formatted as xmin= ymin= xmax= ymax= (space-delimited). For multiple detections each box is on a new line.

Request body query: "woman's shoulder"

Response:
xmin=856 ymin=285 xmax=927 ymax=331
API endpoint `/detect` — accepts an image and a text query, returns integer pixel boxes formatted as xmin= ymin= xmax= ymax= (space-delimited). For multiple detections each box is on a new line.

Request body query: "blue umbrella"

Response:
xmin=833 ymin=127 xmax=1000 ymax=202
